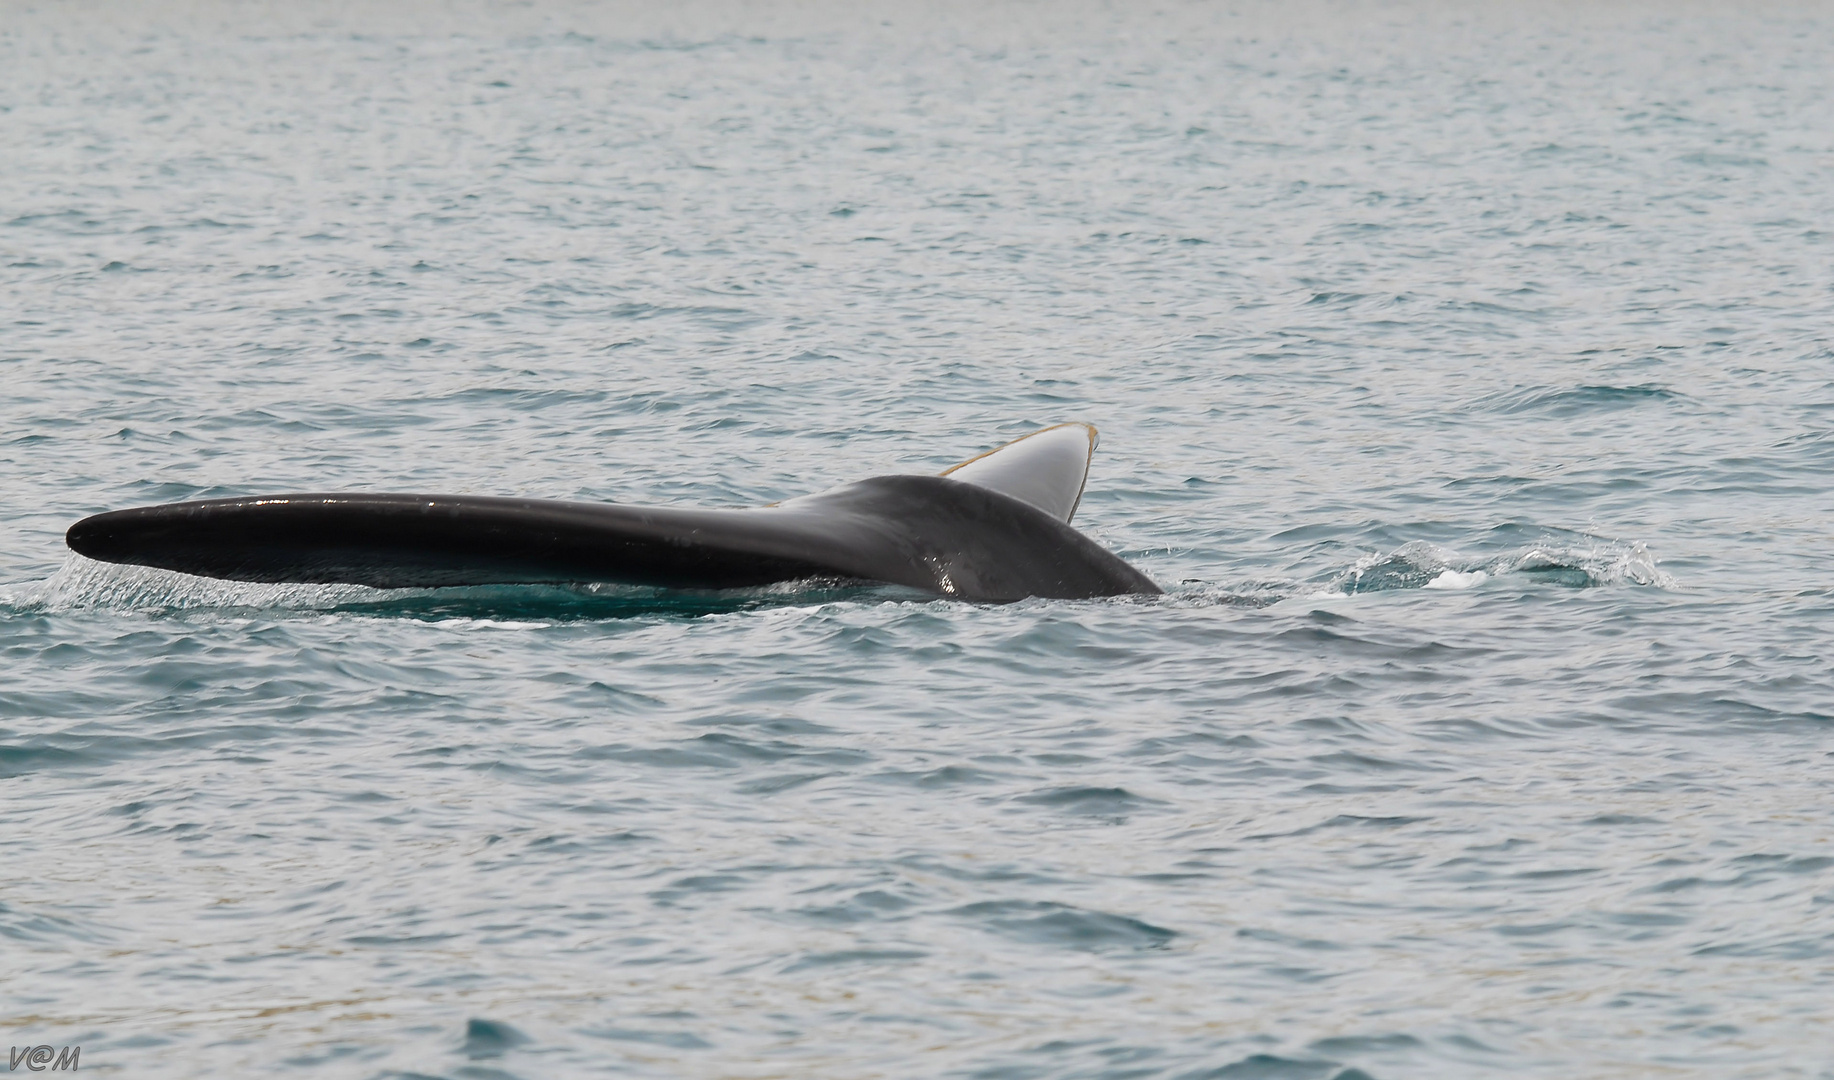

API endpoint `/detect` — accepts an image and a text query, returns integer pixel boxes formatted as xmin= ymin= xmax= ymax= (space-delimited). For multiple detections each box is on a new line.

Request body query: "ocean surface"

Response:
xmin=3 ymin=2 xmax=1832 ymax=1076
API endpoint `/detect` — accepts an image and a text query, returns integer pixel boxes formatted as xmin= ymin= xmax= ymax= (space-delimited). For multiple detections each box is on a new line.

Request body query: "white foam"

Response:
xmin=1424 ymin=568 xmax=1488 ymax=590
xmin=14 ymin=555 xmax=380 ymax=613
xmin=435 ymin=618 xmax=554 ymax=631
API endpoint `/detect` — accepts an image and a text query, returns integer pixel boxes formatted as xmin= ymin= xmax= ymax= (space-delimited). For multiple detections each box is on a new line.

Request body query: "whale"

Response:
xmin=64 ymin=423 xmax=1161 ymax=602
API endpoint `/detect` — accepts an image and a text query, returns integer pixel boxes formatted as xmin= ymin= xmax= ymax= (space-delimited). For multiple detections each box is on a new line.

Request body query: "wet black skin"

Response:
xmin=65 ymin=475 xmax=1161 ymax=602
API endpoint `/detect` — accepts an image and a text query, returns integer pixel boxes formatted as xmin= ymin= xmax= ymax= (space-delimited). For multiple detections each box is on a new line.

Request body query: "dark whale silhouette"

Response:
xmin=65 ymin=423 xmax=1160 ymax=602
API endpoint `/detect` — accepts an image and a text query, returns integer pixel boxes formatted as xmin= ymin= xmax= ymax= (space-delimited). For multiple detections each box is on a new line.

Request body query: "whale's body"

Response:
xmin=65 ymin=424 xmax=1160 ymax=602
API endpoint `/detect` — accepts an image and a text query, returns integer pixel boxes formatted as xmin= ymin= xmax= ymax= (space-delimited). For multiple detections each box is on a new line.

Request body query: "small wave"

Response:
xmin=947 ymin=900 xmax=1177 ymax=952
xmin=3 ymin=557 xmax=909 ymax=621
xmin=1329 ymin=536 xmax=1673 ymax=595
xmin=5 ymin=555 xmax=379 ymax=613
xmin=1331 ymin=541 xmax=1463 ymax=594
xmin=1471 ymin=383 xmax=1685 ymax=417
xmin=1504 ymin=541 xmax=1672 ymax=587
xmin=426 ymin=617 xmax=556 ymax=631
xmin=1162 ymin=580 xmax=1292 ymax=608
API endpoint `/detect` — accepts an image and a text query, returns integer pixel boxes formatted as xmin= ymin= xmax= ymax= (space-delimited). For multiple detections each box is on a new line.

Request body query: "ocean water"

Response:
xmin=3 ymin=1 xmax=1832 ymax=1076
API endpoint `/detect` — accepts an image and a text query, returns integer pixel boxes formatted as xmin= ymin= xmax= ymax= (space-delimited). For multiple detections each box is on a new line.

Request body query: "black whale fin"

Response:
xmin=65 ymin=427 xmax=1160 ymax=602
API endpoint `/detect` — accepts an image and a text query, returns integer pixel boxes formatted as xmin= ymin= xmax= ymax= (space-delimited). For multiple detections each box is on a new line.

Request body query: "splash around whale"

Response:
xmin=65 ymin=424 xmax=1161 ymax=603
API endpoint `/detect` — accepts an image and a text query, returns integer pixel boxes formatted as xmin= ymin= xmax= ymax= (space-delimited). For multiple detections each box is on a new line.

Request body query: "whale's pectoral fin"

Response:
xmin=938 ymin=423 xmax=1098 ymax=524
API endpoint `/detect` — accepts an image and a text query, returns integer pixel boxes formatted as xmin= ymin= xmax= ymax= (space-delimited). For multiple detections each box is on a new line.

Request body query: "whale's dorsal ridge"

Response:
xmin=939 ymin=423 xmax=1097 ymax=524
xmin=63 ymin=420 xmax=1160 ymax=601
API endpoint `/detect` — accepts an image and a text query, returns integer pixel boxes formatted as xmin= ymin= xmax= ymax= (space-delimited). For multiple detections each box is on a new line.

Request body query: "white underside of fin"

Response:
xmin=940 ymin=423 xmax=1098 ymax=524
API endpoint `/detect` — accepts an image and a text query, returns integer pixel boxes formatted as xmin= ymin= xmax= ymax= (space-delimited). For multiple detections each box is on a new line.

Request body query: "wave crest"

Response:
xmin=1325 ymin=535 xmax=1672 ymax=596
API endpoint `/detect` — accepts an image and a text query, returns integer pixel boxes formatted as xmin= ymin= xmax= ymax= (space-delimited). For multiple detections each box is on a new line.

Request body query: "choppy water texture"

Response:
xmin=4 ymin=2 xmax=1833 ymax=1077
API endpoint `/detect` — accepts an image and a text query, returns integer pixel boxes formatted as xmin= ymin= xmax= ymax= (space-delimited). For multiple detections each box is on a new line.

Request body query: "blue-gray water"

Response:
xmin=4 ymin=2 xmax=1832 ymax=1077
